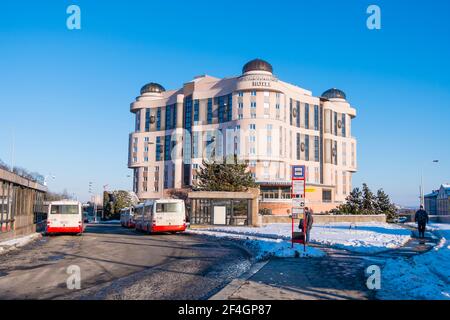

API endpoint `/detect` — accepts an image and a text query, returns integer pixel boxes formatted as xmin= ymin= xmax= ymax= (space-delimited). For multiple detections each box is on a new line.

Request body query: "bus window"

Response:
xmin=156 ymin=202 xmax=182 ymax=213
xmin=50 ymin=205 xmax=79 ymax=215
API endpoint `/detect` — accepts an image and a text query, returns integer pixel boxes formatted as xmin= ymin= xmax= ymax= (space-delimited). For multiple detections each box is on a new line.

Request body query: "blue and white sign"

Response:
xmin=292 ymin=165 xmax=306 ymax=180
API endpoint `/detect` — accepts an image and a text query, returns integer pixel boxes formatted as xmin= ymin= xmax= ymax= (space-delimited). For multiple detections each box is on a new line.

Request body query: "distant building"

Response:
xmin=128 ymin=59 xmax=358 ymax=214
xmin=437 ymin=184 xmax=450 ymax=216
xmin=424 ymin=190 xmax=438 ymax=215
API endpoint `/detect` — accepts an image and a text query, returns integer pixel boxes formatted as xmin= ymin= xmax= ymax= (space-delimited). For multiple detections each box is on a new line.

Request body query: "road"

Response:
xmin=0 ymin=223 xmax=251 ymax=300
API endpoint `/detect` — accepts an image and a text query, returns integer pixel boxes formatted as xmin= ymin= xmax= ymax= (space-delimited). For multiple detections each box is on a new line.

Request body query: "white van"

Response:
xmin=46 ymin=200 xmax=84 ymax=235
xmin=134 ymin=199 xmax=186 ymax=234
xmin=120 ymin=207 xmax=135 ymax=228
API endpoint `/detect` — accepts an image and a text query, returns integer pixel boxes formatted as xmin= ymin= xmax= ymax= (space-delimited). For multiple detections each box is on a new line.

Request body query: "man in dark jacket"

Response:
xmin=298 ymin=208 xmax=314 ymax=243
xmin=415 ymin=205 xmax=429 ymax=238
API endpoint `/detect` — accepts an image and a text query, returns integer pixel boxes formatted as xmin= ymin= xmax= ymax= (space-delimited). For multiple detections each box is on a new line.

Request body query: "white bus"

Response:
xmin=134 ymin=199 xmax=186 ymax=234
xmin=120 ymin=207 xmax=135 ymax=228
xmin=46 ymin=200 xmax=84 ymax=235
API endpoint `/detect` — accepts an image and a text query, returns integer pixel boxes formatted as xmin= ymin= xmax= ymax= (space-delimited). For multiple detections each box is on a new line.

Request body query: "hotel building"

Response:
xmin=128 ymin=59 xmax=357 ymax=214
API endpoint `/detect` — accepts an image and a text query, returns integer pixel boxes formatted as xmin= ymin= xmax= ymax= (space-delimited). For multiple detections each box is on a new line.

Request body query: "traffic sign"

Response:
xmin=292 ymin=165 xmax=306 ymax=180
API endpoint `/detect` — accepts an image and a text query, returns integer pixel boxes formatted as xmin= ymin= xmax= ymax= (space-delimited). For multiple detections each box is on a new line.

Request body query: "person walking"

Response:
xmin=415 ymin=205 xmax=429 ymax=238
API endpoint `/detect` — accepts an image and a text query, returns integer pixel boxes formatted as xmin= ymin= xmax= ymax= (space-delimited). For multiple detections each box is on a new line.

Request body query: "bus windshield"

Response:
xmin=156 ymin=203 xmax=182 ymax=213
xmin=50 ymin=205 xmax=79 ymax=215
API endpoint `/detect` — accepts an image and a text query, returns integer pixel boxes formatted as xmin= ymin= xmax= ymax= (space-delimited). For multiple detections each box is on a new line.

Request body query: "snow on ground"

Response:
xmin=378 ymin=223 xmax=450 ymax=300
xmin=186 ymin=229 xmax=325 ymax=260
xmin=0 ymin=233 xmax=41 ymax=255
xmin=188 ymin=222 xmax=411 ymax=254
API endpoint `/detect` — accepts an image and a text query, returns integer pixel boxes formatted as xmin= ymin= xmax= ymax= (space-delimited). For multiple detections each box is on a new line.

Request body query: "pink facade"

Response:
xmin=128 ymin=59 xmax=357 ymax=214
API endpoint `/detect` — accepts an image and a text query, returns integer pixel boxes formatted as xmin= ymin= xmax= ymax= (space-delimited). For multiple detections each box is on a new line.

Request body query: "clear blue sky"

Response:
xmin=0 ymin=0 xmax=449 ymax=205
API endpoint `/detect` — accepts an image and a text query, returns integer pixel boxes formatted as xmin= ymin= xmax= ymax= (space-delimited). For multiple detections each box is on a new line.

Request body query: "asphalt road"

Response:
xmin=0 ymin=223 xmax=251 ymax=300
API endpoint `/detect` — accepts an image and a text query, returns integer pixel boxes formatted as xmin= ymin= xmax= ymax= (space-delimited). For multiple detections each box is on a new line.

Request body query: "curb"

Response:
xmin=209 ymin=260 xmax=270 ymax=300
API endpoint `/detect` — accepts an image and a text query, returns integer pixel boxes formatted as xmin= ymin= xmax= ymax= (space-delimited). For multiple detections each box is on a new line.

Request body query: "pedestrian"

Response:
xmin=415 ymin=205 xmax=429 ymax=238
xmin=300 ymin=207 xmax=313 ymax=243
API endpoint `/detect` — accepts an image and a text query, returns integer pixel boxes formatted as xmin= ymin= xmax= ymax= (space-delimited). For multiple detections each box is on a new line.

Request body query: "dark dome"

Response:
xmin=322 ymin=88 xmax=346 ymax=100
xmin=140 ymin=82 xmax=165 ymax=95
xmin=242 ymin=59 xmax=273 ymax=74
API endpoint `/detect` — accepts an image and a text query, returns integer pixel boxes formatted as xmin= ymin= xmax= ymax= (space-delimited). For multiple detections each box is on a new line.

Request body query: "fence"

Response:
xmin=0 ymin=168 xmax=47 ymax=241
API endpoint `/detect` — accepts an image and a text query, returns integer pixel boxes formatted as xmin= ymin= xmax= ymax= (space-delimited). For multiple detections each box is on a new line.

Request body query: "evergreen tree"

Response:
xmin=361 ymin=183 xmax=376 ymax=213
xmin=195 ymin=158 xmax=257 ymax=192
xmin=346 ymin=187 xmax=363 ymax=214
xmin=376 ymin=189 xmax=397 ymax=221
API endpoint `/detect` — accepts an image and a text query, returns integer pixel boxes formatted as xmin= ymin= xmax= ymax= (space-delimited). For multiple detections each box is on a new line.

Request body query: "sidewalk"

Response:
xmin=212 ymin=245 xmax=374 ymax=300
xmin=212 ymin=228 xmax=441 ymax=300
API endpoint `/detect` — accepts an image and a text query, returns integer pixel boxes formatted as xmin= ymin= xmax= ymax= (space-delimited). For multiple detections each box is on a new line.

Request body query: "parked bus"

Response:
xmin=46 ymin=200 xmax=84 ymax=235
xmin=120 ymin=207 xmax=135 ymax=228
xmin=134 ymin=199 xmax=186 ymax=234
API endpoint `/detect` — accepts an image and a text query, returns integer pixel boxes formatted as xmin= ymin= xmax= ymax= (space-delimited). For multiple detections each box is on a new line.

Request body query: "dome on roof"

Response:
xmin=140 ymin=82 xmax=165 ymax=95
xmin=242 ymin=59 xmax=273 ymax=74
xmin=322 ymin=88 xmax=347 ymax=100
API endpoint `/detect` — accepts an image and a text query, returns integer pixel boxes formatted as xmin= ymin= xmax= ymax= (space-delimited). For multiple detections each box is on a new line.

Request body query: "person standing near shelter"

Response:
xmin=415 ymin=205 xmax=429 ymax=238
xmin=304 ymin=207 xmax=314 ymax=243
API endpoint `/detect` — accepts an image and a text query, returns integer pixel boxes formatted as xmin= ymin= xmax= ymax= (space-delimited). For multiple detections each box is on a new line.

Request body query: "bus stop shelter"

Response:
xmin=188 ymin=188 xmax=260 ymax=227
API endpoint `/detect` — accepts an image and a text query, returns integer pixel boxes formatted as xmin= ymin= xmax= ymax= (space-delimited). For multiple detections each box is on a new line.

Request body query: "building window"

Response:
xmin=323 ymin=189 xmax=332 ymax=203
xmin=251 ymin=91 xmax=257 ymax=96
xmin=238 ymin=91 xmax=244 ymax=97
xmin=334 ymin=112 xmax=338 ymax=136
xmin=276 ymin=103 xmax=280 ymax=110
xmin=305 ymin=104 xmax=309 ymax=129
xmin=296 ymin=133 xmax=301 ymax=160
xmin=135 ymin=110 xmax=141 ymax=132
xmin=305 ymin=134 xmax=309 ymax=161
xmin=145 ymin=109 xmax=151 ymax=132
xmin=249 ymin=124 xmax=256 ymax=130
xmin=156 ymin=136 xmax=162 ymax=161
xmin=342 ymin=142 xmax=347 ymax=166
xmin=194 ymin=100 xmax=200 ymax=124
xmin=238 ymin=114 xmax=243 ymax=119
xmin=251 ymin=102 xmax=256 ymax=108
xmin=251 ymin=113 xmax=256 ymax=118
xmin=207 ymin=98 xmax=213 ymax=124
xmin=314 ymin=105 xmax=319 ymax=131
xmin=314 ymin=136 xmax=319 ymax=162
xmin=342 ymin=114 xmax=346 ymax=137
xmin=343 ymin=172 xmax=347 ymax=195
xmin=164 ymin=135 xmax=172 ymax=161
xmin=264 ymin=91 xmax=270 ymax=97
xmin=156 ymin=107 xmax=161 ymax=130
xmin=249 ymin=160 xmax=256 ymax=167
xmin=296 ymin=101 xmax=300 ymax=128
xmin=193 ymin=132 xmax=199 ymax=158
xmin=264 ymin=102 xmax=269 ymax=109
xmin=238 ymin=102 xmax=243 ymax=109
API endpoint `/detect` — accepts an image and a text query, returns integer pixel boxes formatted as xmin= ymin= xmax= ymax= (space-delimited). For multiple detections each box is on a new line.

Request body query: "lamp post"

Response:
xmin=420 ymin=160 xmax=439 ymax=207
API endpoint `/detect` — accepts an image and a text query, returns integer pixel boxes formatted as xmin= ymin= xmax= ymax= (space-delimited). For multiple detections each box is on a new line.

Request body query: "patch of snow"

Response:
xmin=189 ymin=222 xmax=411 ymax=254
xmin=186 ymin=229 xmax=324 ymax=260
xmin=378 ymin=223 xmax=450 ymax=300
xmin=0 ymin=233 xmax=41 ymax=255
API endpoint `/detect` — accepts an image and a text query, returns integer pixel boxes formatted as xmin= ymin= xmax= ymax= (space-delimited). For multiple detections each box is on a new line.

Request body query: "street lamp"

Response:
xmin=420 ymin=160 xmax=439 ymax=207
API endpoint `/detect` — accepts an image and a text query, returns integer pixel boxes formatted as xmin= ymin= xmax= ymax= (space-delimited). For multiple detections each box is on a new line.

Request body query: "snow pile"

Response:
xmin=189 ymin=222 xmax=411 ymax=254
xmin=186 ymin=229 xmax=325 ymax=260
xmin=0 ymin=233 xmax=41 ymax=254
xmin=378 ymin=223 xmax=450 ymax=300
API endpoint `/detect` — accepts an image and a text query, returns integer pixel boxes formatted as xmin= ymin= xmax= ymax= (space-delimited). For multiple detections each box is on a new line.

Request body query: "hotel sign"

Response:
xmin=238 ymin=74 xmax=278 ymax=88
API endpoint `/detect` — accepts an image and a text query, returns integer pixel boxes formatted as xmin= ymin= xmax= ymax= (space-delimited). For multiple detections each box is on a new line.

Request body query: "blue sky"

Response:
xmin=0 ymin=0 xmax=449 ymax=205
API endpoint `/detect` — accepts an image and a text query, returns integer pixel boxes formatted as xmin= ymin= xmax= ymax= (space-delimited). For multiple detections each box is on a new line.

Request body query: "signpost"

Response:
xmin=291 ymin=165 xmax=306 ymax=251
